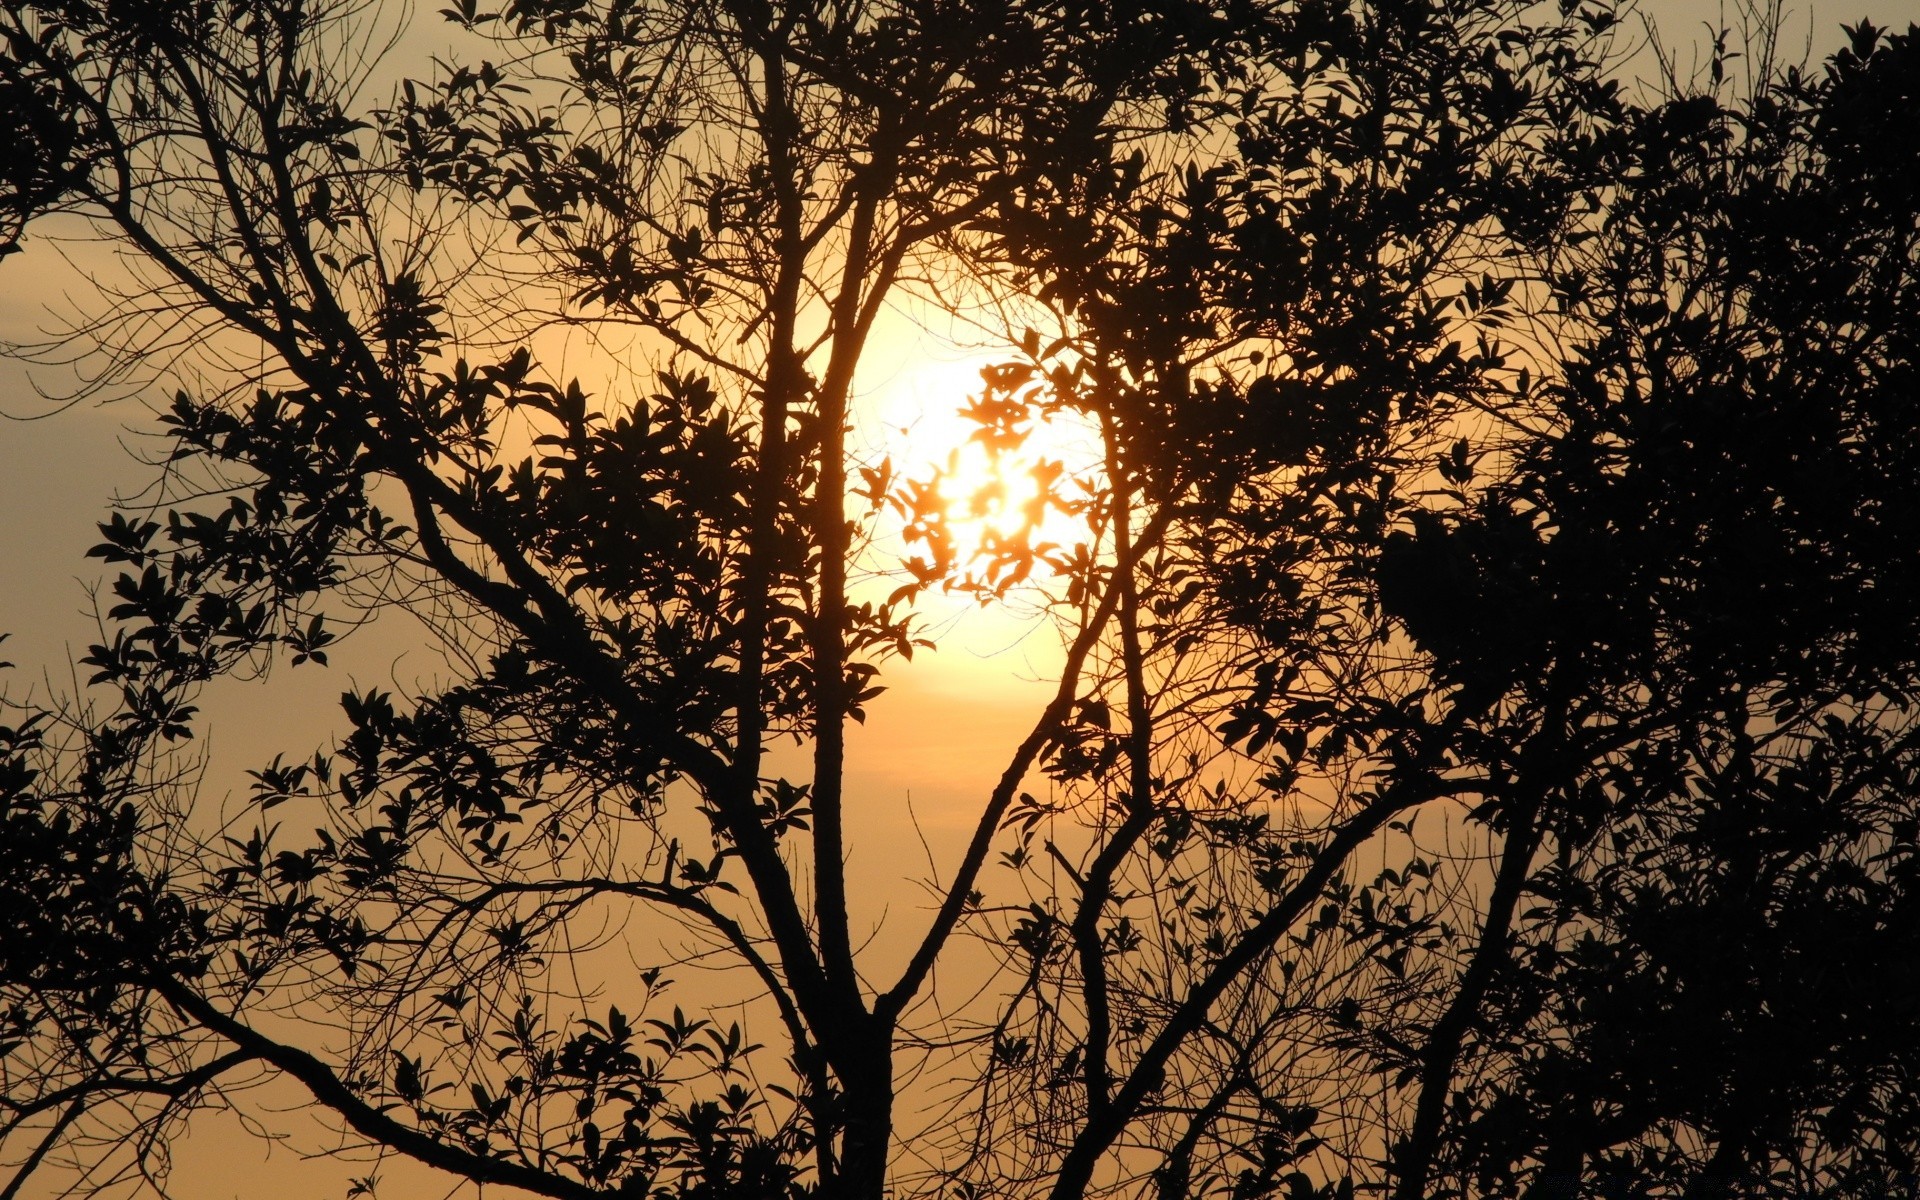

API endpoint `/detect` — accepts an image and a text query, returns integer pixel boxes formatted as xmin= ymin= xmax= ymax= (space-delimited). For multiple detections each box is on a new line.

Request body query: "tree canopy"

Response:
xmin=3 ymin=1 xmax=1919 ymax=1198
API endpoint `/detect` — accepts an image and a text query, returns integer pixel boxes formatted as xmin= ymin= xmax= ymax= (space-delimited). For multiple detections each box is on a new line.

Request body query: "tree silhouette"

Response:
xmin=3 ymin=1 xmax=1919 ymax=1199
xmin=1405 ymin=22 xmax=1920 ymax=1199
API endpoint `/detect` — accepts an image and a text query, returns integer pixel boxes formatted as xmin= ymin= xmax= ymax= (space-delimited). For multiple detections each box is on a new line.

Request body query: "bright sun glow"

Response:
xmin=866 ymin=351 xmax=1097 ymax=594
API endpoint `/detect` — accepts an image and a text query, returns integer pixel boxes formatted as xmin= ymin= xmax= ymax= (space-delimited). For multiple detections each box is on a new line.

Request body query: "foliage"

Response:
xmin=2 ymin=1 xmax=1919 ymax=1199
xmin=1422 ymin=22 xmax=1920 ymax=1198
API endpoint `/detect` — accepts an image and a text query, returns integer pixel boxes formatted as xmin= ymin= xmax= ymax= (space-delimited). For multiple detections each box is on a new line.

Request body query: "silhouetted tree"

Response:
xmin=1399 ymin=21 xmax=1920 ymax=1199
xmin=935 ymin=0 xmax=1634 ymax=1194
xmin=5 ymin=1 xmax=1920 ymax=1199
xmin=0 ymin=0 xmax=1258 ymax=1194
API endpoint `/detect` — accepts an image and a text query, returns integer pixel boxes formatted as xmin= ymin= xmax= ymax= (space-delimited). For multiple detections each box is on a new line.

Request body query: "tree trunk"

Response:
xmin=835 ymin=1021 xmax=896 ymax=1200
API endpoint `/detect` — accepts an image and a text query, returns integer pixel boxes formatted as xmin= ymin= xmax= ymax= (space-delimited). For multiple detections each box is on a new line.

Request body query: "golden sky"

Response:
xmin=1 ymin=2 xmax=1915 ymax=1195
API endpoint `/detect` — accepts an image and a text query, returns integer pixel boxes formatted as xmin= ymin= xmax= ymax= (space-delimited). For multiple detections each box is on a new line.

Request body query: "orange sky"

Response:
xmin=3 ymin=2 xmax=1915 ymax=1195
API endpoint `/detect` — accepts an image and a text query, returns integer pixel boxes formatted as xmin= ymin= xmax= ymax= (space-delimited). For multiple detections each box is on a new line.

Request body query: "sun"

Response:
xmin=864 ymin=351 xmax=1095 ymax=600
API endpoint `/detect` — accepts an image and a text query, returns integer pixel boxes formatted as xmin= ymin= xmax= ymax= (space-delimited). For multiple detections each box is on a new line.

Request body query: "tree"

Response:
xmin=922 ymin=8 xmax=1920 ymax=1200
xmin=4 ymin=1 xmax=1920 ymax=1199
xmin=1408 ymin=21 xmax=1920 ymax=1198
xmin=1086 ymin=12 xmax=1920 ymax=1199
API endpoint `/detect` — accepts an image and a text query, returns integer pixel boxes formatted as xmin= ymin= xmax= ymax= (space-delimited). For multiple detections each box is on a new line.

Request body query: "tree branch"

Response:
xmin=154 ymin=978 xmax=605 ymax=1200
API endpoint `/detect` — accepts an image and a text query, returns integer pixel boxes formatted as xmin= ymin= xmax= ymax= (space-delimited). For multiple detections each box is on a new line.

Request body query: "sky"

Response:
xmin=1 ymin=0 xmax=1916 ymax=1195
